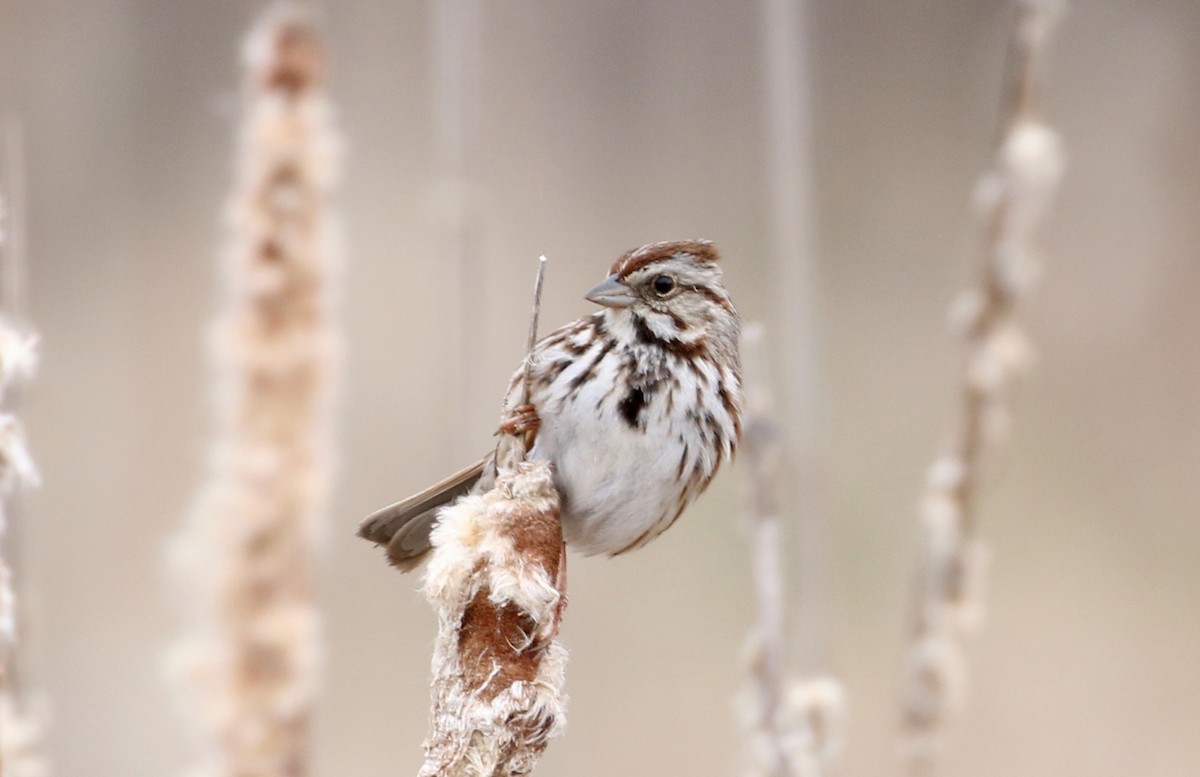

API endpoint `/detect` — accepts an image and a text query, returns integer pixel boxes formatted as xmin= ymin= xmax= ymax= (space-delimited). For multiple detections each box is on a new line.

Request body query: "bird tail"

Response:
xmin=357 ymin=455 xmax=490 ymax=571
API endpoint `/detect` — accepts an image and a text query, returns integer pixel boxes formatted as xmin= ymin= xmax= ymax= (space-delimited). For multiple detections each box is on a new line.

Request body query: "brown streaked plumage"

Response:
xmin=359 ymin=240 xmax=743 ymax=570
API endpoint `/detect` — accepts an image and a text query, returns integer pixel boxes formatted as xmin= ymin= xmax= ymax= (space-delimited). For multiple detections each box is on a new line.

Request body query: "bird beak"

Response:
xmin=585 ymin=274 xmax=638 ymax=308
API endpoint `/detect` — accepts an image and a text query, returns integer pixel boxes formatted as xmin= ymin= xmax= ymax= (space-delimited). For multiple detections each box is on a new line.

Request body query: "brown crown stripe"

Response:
xmin=609 ymin=240 xmax=720 ymax=276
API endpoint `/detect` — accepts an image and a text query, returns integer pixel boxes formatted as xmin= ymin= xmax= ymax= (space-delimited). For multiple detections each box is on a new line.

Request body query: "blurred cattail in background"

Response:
xmin=0 ymin=148 xmax=48 ymax=777
xmin=900 ymin=1 xmax=1065 ymax=771
xmin=756 ymin=0 xmax=831 ymax=678
xmin=169 ymin=4 xmax=342 ymax=776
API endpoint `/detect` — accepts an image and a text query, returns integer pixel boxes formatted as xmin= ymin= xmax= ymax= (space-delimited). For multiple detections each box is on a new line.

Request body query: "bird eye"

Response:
xmin=652 ymin=275 xmax=676 ymax=296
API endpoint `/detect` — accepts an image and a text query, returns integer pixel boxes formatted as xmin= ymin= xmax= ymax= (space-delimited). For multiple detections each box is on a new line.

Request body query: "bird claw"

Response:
xmin=498 ymin=403 xmax=540 ymax=450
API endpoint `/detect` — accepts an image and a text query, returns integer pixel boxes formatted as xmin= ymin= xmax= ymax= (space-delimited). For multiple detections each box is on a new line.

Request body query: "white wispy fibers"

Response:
xmin=0 ymin=178 xmax=48 ymax=776
xmin=419 ymin=460 xmax=568 ymax=777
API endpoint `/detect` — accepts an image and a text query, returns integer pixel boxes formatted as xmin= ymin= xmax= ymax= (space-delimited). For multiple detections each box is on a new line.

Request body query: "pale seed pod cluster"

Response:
xmin=902 ymin=1 xmax=1064 ymax=768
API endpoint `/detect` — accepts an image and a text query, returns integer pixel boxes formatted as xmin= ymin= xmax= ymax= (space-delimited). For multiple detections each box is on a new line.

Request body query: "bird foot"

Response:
xmin=498 ymin=403 xmax=540 ymax=450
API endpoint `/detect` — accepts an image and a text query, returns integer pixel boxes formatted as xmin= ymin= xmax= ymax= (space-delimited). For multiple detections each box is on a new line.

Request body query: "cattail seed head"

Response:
xmin=420 ymin=460 xmax=568 ymax=777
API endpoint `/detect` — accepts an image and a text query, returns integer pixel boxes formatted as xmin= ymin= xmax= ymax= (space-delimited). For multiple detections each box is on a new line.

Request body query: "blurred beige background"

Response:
xmin=1 ymin=1 xmax=1198 ymax=775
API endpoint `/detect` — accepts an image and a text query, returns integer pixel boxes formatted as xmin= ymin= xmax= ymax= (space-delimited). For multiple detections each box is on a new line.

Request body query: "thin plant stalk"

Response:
xmin=752 ymin=2 xmax=844 ymax=774
xmin=171 ymin=5 xmax=342 ymax=776
xmin=757 ymin=0 xmax=833 ymax=679
xmin=739 ymin=325 xmax=844 ymax=777
xmin=900 ymin=2 xmax=1065 ymax=772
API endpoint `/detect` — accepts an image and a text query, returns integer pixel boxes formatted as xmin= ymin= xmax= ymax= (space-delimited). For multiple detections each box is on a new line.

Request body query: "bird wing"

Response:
xmin=357 ymin=455 xmax=490 ymax=570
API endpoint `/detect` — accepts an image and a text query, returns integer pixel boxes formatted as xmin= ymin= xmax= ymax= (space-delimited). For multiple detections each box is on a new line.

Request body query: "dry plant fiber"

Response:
xmin=169 ymin=4 xmax=341 ymax=777
xmin=419 ymin=460 xmax=568 ymax=777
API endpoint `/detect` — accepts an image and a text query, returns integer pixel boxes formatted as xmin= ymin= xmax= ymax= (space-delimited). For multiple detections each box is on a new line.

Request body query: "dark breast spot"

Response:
xmin=618 ymin=387 xmax=647 ymax=429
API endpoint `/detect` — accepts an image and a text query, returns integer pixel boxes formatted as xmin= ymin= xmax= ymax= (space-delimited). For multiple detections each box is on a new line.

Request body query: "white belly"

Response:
xmin=517 ymin=312 xmax=741 ymax=556
xmin=530 ymin=365 xmax=691 ymax=556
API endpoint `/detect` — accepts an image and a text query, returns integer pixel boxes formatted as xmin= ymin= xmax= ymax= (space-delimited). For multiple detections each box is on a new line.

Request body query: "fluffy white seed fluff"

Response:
xmin=419 ymin=460 xmax=568 ymax=777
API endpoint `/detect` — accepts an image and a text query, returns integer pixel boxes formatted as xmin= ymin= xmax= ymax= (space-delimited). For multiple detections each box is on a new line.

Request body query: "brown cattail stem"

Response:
xmin=419 ymin=462 xmax=566 ymax=777
xmin=900 ymin=1 xmax=1064 ymax=772
xmin=171 ymin=5 xmax=341 ymax=777
xmin=417 ymin=258 xmax=566 ymax=777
